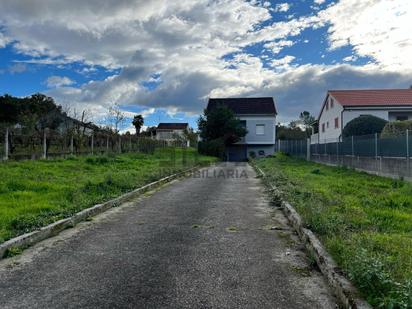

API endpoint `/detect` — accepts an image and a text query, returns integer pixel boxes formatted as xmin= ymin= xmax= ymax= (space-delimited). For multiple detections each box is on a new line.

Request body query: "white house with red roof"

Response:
xmin=316 ymin=89 xmax=412 ymax=143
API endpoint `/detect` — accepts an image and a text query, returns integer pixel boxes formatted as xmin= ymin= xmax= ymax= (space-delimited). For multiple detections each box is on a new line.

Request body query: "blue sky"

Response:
xmin=0 ymin=0 xmax=411 ymax=131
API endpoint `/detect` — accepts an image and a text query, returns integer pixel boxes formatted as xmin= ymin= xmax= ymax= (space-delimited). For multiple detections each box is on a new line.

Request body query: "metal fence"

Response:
xmin=277 ymin=130 xmax=412 ymax=180
xmin=277 ymin=138 xmax=309 ymax=158
xmin=0 ymin=127 xmax=187 ymax=161
xmin=311 ymin=131 xmax=411 ymax=158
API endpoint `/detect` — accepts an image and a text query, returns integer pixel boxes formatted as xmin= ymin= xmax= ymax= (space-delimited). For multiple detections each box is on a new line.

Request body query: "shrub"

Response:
xmin=381 ymin=120 xmax=412 ymax=138
xmin=342 ymin=115 xmax=387 ymax=137
xmin=198 ymin=138 xmax=225 ymax=158
xmin=249 ymin=151 xmax=256 ymax=159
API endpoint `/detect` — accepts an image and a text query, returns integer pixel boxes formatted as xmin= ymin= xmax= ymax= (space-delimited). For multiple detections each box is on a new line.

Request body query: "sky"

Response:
xmin=0 ymin=0 xmax=411 ymax=132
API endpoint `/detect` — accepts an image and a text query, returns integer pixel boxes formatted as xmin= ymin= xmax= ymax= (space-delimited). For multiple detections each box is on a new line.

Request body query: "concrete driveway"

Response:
xmin=0 ymin=163 xmax=336 ymax=308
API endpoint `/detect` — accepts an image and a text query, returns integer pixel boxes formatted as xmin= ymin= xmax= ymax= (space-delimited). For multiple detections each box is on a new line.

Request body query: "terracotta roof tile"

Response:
xmin=329 ymin=89 xmax=412 ymax=107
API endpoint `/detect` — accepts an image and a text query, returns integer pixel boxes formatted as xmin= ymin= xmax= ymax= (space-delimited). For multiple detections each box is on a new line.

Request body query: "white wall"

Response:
xmin=238 ymin=115 xmax=276 ymax=144
xmin=318 ymin=95 xmax=343 ymax=142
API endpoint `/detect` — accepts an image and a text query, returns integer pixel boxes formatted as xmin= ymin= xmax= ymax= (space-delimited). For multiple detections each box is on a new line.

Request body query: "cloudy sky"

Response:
xmin=0 ymin=0 xmax=411 ymax=131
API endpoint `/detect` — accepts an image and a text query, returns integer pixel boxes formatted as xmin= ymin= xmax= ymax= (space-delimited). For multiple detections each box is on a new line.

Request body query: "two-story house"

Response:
xmin=316 ymin=89 xmax=412 ymax=143
xmin=207 ymin=97 xmax=277 ymax=161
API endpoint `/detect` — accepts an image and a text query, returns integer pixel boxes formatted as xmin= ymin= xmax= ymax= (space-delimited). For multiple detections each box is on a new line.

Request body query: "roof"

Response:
xmin=207 ymin=97 xmax=277 ymax=115
xmin=329 ymin=89 xmax=412 ymax=107
xmin=156 ymin=123 xmax=188 ymax=130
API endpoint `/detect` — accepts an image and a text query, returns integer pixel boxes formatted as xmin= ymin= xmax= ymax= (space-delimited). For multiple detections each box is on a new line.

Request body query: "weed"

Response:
xmin=3 ymin=246 xmax=23 ymax=258
xmin=0 ymin=149 xmax=218 ymax=243
xmin=226 ymin=226 xmax=238 ymax=232
xmin=256 ymin=153 xmax=412 ymax=306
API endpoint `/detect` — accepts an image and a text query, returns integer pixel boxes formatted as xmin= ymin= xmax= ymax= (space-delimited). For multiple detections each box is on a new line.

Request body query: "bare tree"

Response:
xmin=108 ymin=104 xmax=125 ymax=133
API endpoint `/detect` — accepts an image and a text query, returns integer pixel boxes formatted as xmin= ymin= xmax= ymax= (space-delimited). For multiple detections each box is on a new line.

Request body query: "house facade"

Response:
xmin=207 ymin=97 xmax=277 ymax=161
xmin=315 ymin=89 xmax=412 ymax=143
xmin=155 ymin=123 xmax=189 ymax=145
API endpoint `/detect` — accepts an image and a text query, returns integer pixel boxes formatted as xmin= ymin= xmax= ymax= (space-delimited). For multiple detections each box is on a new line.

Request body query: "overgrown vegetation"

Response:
xmin=0 ymin=148 xmax=216 ymax=243
xmin=255 ymin=154 xmax=412 ymax=308
xmin=381 ymin=120 xmax=412 ymax=138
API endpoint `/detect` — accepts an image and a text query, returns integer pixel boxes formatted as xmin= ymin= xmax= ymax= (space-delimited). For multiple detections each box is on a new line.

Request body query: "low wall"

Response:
xmin=310 ymin=154 xmax=412 ymax=181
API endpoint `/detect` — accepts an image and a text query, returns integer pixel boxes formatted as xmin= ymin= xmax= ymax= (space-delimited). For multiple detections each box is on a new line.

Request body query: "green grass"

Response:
xmin=0 ymin=148 xmax=217 ymax=244
xmin=255 ymin=154 xmax=412 ymax=308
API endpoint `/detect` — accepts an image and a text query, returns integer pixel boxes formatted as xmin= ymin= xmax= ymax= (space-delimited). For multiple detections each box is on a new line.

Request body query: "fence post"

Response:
xmin=407 ymin=129 xmax=410 ymax=174
xmin=129 ymin=136 xmax=132 ymax=152
xmin=4 ymin=127 xmax=9 ymax=160
xmin=91 ymin=134 xmax=94 ymax=155
xmin=118 ymin=136 xmax=121 ymax=153
xmin=306 ymin=138 xmax=310 ymax=161
xmin=43 ymin=131 xmax=47 ymax=159
xmin=106 ymin=136 xmax=109 ymax=153
xmin=375 ymin=133 xmax=378 ymax=158
xmin=351 ymin=135 xmax=354 ymax=156
xmin=336 ymin=138 xmax=339 ymax=165
xmin=278 ymin=139 xmax=280 ymax=152
xmin=70 ymin=135 xmax=74 ymax=155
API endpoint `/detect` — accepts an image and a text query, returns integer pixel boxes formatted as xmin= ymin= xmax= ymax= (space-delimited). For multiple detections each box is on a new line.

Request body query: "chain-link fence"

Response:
xmin=0 ymin=126 xmax=189 ymax=161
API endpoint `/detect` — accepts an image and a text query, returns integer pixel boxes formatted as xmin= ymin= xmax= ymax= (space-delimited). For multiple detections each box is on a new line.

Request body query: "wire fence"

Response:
xmin=277 ymin=130 xmax=412 ymax=180
xmin=311 ymin=132 xmax=411 ymax=158
xmin=278 ymin=130 xmax=411 ymax=159
xmin=0 ymin=126 xmax=188 ymax=161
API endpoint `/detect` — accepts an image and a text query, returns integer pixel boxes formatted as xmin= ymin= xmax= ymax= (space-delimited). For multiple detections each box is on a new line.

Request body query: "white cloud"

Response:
xmin=314 ymin=0 xmax=325 ymax=4
xmin=0 ymin=32 xmax=10 ymax=48
xmin=274 ymin=3 xmax=290 ymax=12
xmin=319 ymin=0 xmax=412 ymax=69
xmin=8 ymin=63 xmax=27 ymax=74
xmin=1 ymin=0 xmax=411 ymax=126
xmin=264 ymin=40 xmax=294 ymax=54
xmin=342 ymin=55 xmax=358 ymax=62
xmin=46 ymin=76 xmax=75 ymax=88
xmin=271 ymin=55 xmax=295 ymax=67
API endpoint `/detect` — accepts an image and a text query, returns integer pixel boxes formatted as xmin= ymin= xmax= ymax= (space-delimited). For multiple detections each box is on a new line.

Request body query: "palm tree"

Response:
xmin=132 ymin=114 xmax=144 ymax=134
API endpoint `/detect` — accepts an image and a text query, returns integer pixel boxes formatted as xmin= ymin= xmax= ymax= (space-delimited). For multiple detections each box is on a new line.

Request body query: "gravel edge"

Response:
xmin=253 ymin=164 xmax=371 ymax=309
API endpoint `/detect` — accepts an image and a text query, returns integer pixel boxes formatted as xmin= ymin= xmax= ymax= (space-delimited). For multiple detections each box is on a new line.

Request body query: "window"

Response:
xmin=322 ymin=123 xmax=325 ymax=132
xmin=256 ymin=124 xmax=265 ymax=135
xmin=330 ymin=98 xmax=334 ymax=108
xmin=396 ymin=115 xmax=408 ymax=121
xmin=326 ymin=121 xmax=329 ymax=129
xmin=334 ymin=117 xmax=339 ymax=129
xmin=325 ymin=101 xmax=329 ymax=110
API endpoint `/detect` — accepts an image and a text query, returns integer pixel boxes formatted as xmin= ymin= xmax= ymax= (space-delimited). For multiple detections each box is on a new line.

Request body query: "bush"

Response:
xmin=198 ymin=138 xmax=225 ymax=158
xmin=342 ymin=115 xmax=387 ymax=137
xmin=249 ymin=151 xmax=256 ymax=159
xmin=381 ymin=120 xmax=412 ymax=138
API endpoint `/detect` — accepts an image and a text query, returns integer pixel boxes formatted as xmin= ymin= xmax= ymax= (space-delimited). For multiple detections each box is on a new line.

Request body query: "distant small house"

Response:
xmin=315 ymin=89 xmax=412 ymax=143
xmin=155 ymin=123 xmax=189 ymax=145
xmin=207 ymin=97 xmax=277 ymax=161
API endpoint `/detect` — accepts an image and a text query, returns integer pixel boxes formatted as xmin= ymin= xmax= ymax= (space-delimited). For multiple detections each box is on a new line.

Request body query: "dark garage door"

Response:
xmin=227 ymin=145 xmax=247 ymax=162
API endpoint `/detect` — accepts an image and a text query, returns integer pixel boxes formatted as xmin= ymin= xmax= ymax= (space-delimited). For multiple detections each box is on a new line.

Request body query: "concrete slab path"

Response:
xmin=0 ymin=163 xmax=337 ymax=308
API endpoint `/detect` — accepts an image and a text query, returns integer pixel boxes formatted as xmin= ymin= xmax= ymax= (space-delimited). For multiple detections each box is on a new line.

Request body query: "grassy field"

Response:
xmin=255 ymin=154 xmax=412 ymax=308
xmin=0 ymin=148 xmax=216 ymax=244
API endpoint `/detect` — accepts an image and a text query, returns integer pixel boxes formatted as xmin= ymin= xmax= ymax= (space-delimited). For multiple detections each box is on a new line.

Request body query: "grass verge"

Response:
xmin=0 ymin=148 xmax=217 ymax=243
xmin=255 ymin=153 xmax=412 ymax=308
